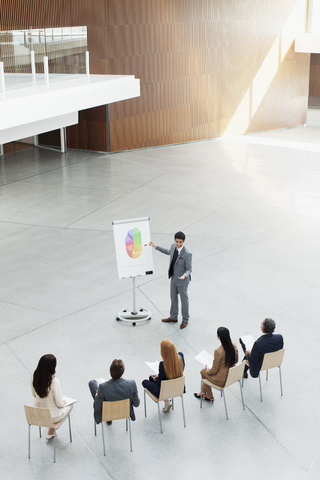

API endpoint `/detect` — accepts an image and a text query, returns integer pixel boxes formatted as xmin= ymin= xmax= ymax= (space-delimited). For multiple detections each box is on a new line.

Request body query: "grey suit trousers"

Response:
xmin=170 ymin=279 xmax=189 ymax=322
xmin=156 ymin=243 xmax=192 ymax=323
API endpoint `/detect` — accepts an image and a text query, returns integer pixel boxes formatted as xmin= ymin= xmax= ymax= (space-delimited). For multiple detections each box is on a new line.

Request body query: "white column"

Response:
xmin=86 ymin=51 xmax=90 ymax=76
xmin=31 ymin=51 xmax=36 ymax=79
xmin=43 ymin=56 xmax=49 ymax=84
xmin=0 ymin=62 xmax=5 ymax=93
xmin=60 ymin=128 xmax=67 ymax=153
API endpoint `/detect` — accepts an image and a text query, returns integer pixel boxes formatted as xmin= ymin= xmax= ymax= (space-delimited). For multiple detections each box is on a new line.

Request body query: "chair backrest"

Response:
xmin=224 ymin=362 xmax=245 ymax=388
xmin=158 ymin=376 xmax=185 ymax=401
xmin=261 ymin=348 xmax=285 ymax=372
xmin=24 ymin=405 xmax=54 ymax=428
xmin=102 ymin=399 xmax=130 ymax=422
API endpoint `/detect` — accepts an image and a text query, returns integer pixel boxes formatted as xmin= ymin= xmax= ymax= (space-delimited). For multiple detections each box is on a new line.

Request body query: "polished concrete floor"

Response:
xmin=1 ymin=113 xmax=320 ymax=480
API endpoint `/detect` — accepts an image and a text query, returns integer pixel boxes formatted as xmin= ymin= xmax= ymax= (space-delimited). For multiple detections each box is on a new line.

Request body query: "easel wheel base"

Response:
xmin=116 ymin=308 xmax=151 ymax=326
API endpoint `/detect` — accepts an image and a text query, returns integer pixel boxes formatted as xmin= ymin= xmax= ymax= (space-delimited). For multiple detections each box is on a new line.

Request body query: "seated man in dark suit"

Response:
xmin=245 ymin=318 xmax=284 ymax=378
xmin=88 ymin=359 xmax=140 ymax=424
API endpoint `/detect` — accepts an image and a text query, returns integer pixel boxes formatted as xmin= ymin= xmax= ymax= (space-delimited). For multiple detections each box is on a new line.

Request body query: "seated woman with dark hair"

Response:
xmin=31 ymin=354 xmax=73 ymax=439
xmin=142 ymin=339 xmax=185 ymax=413
xmin=194 ymin=327 xmax=238 ymax=401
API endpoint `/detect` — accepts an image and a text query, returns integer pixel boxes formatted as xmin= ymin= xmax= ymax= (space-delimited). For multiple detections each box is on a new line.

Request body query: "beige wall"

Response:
xmin=1 ymin=0 xmax=310 ymax=152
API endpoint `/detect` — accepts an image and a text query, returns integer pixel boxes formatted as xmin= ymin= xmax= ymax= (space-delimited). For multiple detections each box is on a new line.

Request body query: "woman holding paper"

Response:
xmin=142 ymin=339 xmax=184 ymax=413
xmin=31 ymin=354 xmax=73 ymax=439
xmin=194 ymin=327 xmax=238 ymax=401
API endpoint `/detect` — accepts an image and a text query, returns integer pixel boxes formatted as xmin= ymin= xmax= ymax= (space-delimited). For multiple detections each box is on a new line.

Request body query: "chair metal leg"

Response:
xmin=172 ymin=397 xmax=174 ymax=410
xmin=222 ymin=390 xmax=228 ymax=420
xmin=126 ymin=418 xmax=128 ymax=431
xmin=200 ymin=381 xmax=203 ymax=408
xmin=181 ymin=395 xmax=186 ymax=427
xmin=144 ymin=390 xmax=147 ymax=417
xmin=279 ymin=366 xmax=283 ymax=396
xmin=28 ymin=425 xmax=31 ymax=459
xmin=53 ymin=433 xmax=56 ymax=463
xmin=39 ymin=426 xmax=41 ymax=438
xmin=238 ymin=380 xmax=245 ymax=410
xmin=128 ymin=418 xmax=132 ymax=452
xmin=68 ymin=414 xmax=72 ymax=442
xmin=157 ymin=403 xmax=163 ymax=434
xmin=94 ymin=419 xmax=97 ymax=436
xmin=266 ymin=369 xmax=269 ymax=381
xmin=101 ymin=423 xmax=106 ymax=456
xmin=259 ymin=373 xmax=263 ymax=402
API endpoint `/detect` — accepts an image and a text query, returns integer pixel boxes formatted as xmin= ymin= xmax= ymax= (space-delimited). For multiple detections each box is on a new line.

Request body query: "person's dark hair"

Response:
xmin=217 ymin=327 xmax=236 ymax=368
xmin=262 ymin=318 xmax=276 ymax=334
xmin=32 ymin=354 xmax=57 ymax=398
xmin=110 ymin=359 xmax=125 ymax=380
xmin=174 ymin=231 xmax=185 ymax=241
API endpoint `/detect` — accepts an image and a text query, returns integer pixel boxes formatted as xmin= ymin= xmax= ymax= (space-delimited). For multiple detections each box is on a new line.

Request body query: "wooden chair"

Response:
xmin=24 ymin=405 xmax=72 ymax=463
xmin=94 ymin=399 xmax=132 ymax=455
xmin=200 ymin=362 xmax=245 ymax=420
xmin=258 ymin=348 xmax=285 ymax=401
xmin=143 ymin=376 xmax=186 ymax=434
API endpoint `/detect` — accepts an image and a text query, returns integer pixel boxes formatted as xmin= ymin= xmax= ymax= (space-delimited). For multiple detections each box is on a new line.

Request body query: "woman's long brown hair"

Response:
xmin=160 ymin=339 xmax=183 ymax=379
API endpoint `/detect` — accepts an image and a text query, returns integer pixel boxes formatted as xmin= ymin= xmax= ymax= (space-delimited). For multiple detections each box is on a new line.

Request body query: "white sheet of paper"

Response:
xmin=240 ymin=335 xmax=255 ymax=351
xmin=95 ymin=377 xmax=106 ymax=386
xmin=62 ymin=395 xmax=77 ymax=406
xmin=194 ymin=350 xmax=214 ymax=366
xmin=145 ymin=361 xmax=159 ymax=373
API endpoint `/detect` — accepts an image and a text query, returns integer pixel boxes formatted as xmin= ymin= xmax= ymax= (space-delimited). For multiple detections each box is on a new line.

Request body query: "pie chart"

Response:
xmin=125 ymin=227 xmax=142 ymax=259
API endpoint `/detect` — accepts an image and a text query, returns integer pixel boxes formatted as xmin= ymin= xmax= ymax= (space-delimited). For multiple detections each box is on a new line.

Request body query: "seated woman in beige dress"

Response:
xmin=194 ymin=327 xmax=238 ymax=401
xmin=31 ymin=354 xmax=73 ymax=439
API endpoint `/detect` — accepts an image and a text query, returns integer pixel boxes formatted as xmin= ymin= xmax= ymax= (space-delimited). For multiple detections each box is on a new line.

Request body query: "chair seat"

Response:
xmin=201 ymin=379 xmax=224 ymax=391
xmin=200 ymin=362 xmax=246 ymax=420
xmin=52 ymin=416 xmax=70 ymax=429
xmin=97 ymin=399 xmax=132 ymax=454
xmin=259 ymin=348 xmax=285 ymax=401
xmin=144 ymin=376 xmax=186 ymax=433
xmin=243 ymin=349 xmax=285 ymax=401
xmin=143 ymin=388 xmax=161 ymax=403
xmin=24 ymin=405 xmax=72 ymax=429
xmin=24 ymin=405 xmax=73 ymax=463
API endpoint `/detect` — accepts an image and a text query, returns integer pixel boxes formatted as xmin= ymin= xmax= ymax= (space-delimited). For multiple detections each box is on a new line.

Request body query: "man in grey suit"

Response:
xmin=88 ymin=359 xmax=140 ymax=424
xmin=150 ymin=231 xmax=192 ymax=329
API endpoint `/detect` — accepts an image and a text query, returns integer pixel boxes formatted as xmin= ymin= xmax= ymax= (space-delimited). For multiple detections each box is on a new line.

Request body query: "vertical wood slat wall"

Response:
xmin=309 ymin=54 xmax=320 ymax=99
xmin=1 ymin=0 xmax=310 ymax=152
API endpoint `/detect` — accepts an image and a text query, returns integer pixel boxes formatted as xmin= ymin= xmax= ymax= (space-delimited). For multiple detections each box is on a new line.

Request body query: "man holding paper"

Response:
xmin=244 ymin=318 xmax=284 ymax=378
xmin=88 ymin=359 xmax=140 ymax=424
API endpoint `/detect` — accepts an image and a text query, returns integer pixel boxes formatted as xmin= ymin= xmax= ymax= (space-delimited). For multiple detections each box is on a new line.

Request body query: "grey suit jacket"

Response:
xmin=156 ymin=244 xmax=192 ymax=287
xmin=94 ymin=378 xmax=140 ymax=423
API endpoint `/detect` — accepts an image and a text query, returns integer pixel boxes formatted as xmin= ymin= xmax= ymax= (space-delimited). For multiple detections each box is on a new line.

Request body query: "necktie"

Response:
xmin=169 ymin=248 xmax=178 ymax=279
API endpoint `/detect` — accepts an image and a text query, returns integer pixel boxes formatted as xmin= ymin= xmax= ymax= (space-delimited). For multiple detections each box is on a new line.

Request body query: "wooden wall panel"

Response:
xmin=101 ymin=0 xmax=309 ymax=150
xmin=309 ymin=54 xmax=320 ymax=98
xmin=68 ymin=106 xmax=107 ymax=151
xmin=1 ymin=0 xmax=311 ymax=152
xmin=0 ymin=0 xmax=92 ymax=29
